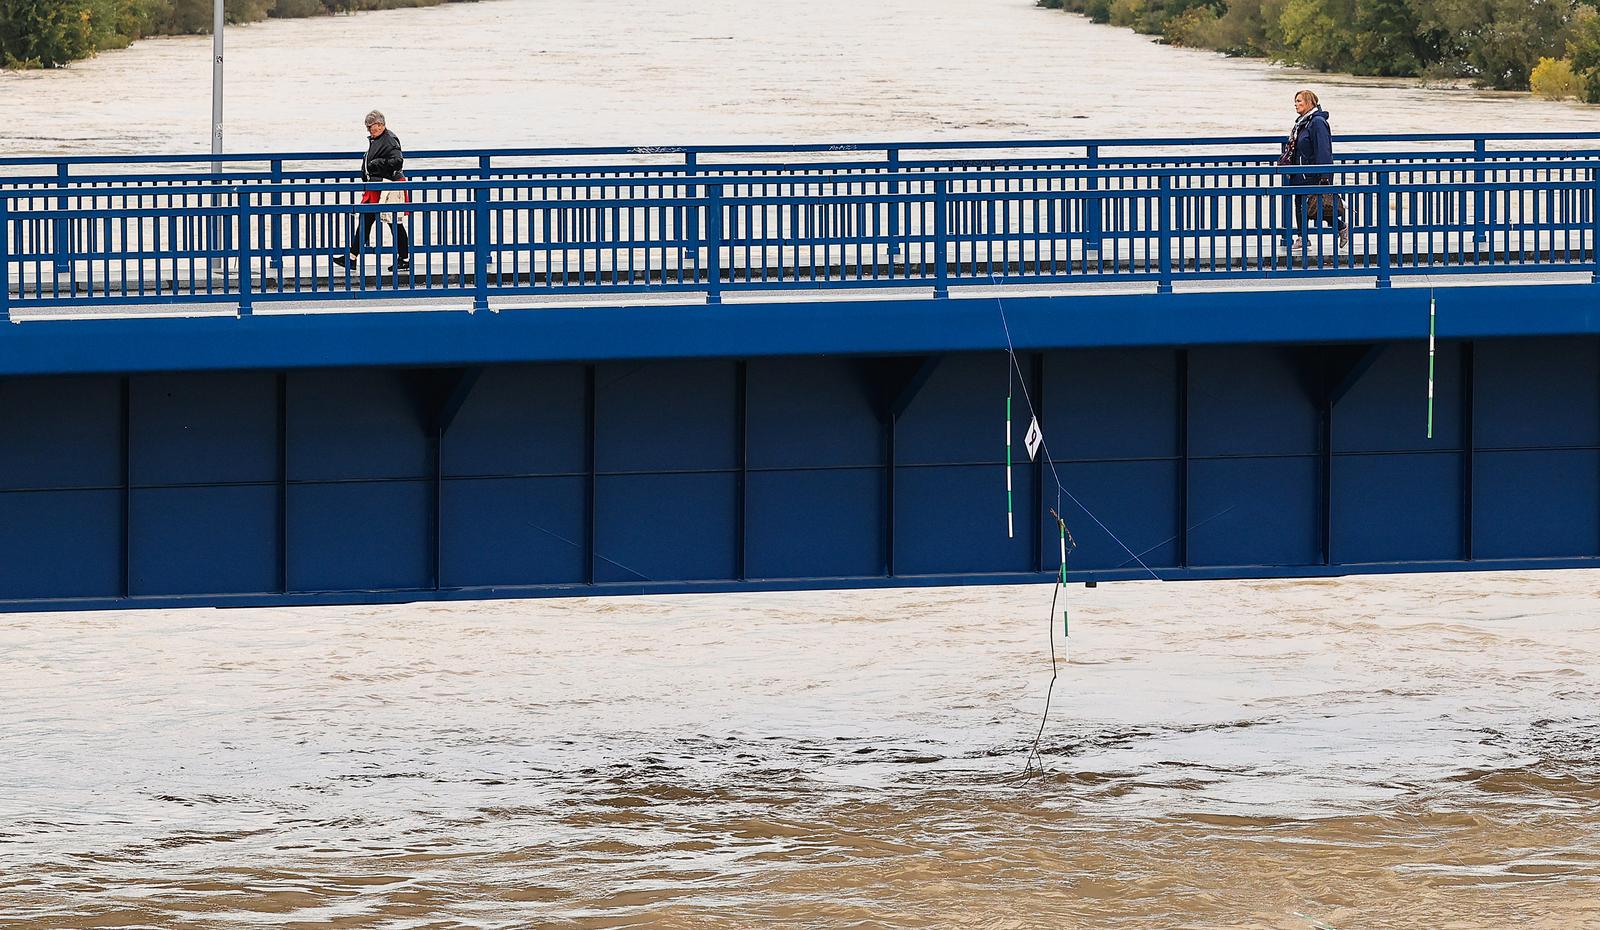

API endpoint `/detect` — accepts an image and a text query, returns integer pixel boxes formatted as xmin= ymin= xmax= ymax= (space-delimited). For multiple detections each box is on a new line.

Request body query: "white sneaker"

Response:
xmin=1282 ymin=237 xmax=1304 ymax=254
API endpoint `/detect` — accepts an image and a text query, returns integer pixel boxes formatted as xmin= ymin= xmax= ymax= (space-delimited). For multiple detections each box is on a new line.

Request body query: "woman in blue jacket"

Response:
xmin=1282 ymin=90 xmax=1348 ymax=252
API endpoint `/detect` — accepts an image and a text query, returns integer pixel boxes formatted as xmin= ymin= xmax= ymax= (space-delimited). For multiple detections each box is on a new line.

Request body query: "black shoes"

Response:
xmin=332 ymin=252 xmax=356 ymax=267
xmin=388 ymin=261 xmax=411 ymax=274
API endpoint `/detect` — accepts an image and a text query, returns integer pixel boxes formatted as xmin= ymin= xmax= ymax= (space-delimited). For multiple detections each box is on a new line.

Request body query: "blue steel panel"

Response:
xmin=443 ymin=365 xmax=587 ymax=477
xmin=594 ymin=473 xmax=737 ymax=582
xmin=746 ymin=469 xmax=883 ymax=579
xmin=1331 ymin=453 xmax=1464 ymax=564
xmin=1473 ymin=450 xmax=1600 ymax=559
xmin=746 ymin=359 xmax=881 ymax=469
xmin=8 ymin=285 xmax=1600 ymax=380
xmin=1333 ymin=343 xmax=1462 ymax=452
xmin=896 ymin=353 xmax=1016 ymax=465
xmin=1189 ymin=347 xmax=1320 ymax=457
xmin=1188 ymin=456 xmax=1321 ymax=566
xmin=1054 ymin=461 xmax=1181 ymax=571
xmin=129 ymin=485 xmax=278 ymax=595
xmin=0 ymin=376 xmax=121 ymax=490
xmin=893 ymin=464 xmax=1035 ymax=575
xmin=130 ymin=372 xmax=278 ymax=486
xmin=595 ymin=361 xmax=737 ymax=472
xmin=0 ymin=489 xmax=121 ymax=599
xmin=440 ymin=476 xmax=587 ymax=587
xmin=288 ymin=480 xmax=432 ymax=591
xmin=1474 ymin=338 xmax=1600 ymax=449
xmin=288 ymin=370 xmax=430 ymax=481
xmin=1045 ymin=349 xmax=1179 ymax=461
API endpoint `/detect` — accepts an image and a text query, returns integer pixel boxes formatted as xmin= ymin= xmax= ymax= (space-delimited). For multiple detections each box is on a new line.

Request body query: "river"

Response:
xmin=3 ymin=2 xmax=1600 ymax=928
xmin=5 ymin=0 xmax=1600 ymax=156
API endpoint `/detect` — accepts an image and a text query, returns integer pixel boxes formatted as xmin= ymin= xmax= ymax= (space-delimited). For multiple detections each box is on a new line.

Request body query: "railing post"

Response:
xmin=705 ymin=183 xmax=724 ymax=305
xmin=54 ymin=163 xmax=70 ymax=274
xmin=238 ymin=190 xmax=254 ymax=316
xmin=269 ymin=158 xmax=284 ymax=272
xmin=684 ymin=150 xmax=699 ymax=259
xmin=1157 ymin=174 xmax=1173 ymax=294
xmin=1377 ymin=171 xmax=1392 ymax=289
xmin=0 ymin=196 xmax=10 ymax=323
xmin=473 ymin=175 xmax=491 ymax=312
xmin=1473 ymin=137 xmax=1487 ymax=247
xmin=479 ymin=154 xmax=494 ymax=277
xmin=1592 ymin=168 xmax=1600 ymax=285
xmin=1085 ymin=143 xmax=1102 ymax=253
xmin=933 ymin=178 xmax=949 ymax=298
xmin=888 ymin=147 xmax=901 ymax=257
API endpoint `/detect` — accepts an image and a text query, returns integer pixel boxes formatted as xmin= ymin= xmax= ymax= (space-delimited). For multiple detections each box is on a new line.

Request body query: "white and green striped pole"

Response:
xmin=1059 ymin=521 xmax=1069 ymax=657
xmin=1005 ymin=392 xmax=1014 ymax=538
xmin=1427 ymin=292 xmax=1436 ymax=440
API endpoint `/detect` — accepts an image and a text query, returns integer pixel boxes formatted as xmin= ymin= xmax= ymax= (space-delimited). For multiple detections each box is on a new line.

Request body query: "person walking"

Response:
xmin=1280 ymin=90 xmax=1348 ymax=253
xmin=334 ymin=109 xmax=410 ymax=272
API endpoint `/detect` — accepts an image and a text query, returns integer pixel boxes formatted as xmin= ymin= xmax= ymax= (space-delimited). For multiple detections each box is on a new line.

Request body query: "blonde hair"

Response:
xmin=1295 ymin=89 xmax=1319 ymax=106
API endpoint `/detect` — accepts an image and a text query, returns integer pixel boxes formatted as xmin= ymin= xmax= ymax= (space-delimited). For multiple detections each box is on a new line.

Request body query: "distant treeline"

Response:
xmin=1 ymin=0 xmax=472 ymax=69
xmin=1039 ymin=0 xmax=1600 ymax=103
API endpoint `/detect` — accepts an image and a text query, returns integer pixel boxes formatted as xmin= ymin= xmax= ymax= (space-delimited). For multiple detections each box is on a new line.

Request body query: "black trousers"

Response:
xmin=349 ymin=212 xmax=410 ymax=261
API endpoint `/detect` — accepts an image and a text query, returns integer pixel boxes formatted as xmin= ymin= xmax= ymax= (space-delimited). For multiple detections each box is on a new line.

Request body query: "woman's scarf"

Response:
xmin=1282 ymin=106 xmax=1322 ymax=164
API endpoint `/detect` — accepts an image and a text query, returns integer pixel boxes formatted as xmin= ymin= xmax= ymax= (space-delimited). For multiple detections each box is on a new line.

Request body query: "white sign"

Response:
xmin=1024 ymin=416 xmax=1043 ymax=461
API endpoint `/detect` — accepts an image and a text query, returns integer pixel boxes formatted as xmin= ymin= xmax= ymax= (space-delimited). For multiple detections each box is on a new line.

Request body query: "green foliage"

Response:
xmin=3 ymin=0 xmax=466 ymax=68
xmin=1043 ymin=0 xmax=1593 ymax=95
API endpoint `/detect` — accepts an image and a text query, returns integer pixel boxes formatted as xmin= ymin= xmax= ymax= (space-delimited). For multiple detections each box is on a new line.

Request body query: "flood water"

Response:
xmin=5 ymin=0 xmax=1600 ymax=156
xmin=4 ymin=1 xmax=1600 ymax=927
xmin=2 ymin=574 xmax=1598 ymax=928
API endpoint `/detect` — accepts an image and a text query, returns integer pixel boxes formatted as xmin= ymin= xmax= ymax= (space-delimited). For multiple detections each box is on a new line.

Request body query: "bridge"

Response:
xmin=2 ymin=133 xmax=1598 ymax=609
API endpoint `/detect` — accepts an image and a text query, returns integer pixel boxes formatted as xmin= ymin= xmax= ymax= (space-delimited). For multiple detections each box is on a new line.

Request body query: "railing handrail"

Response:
xmin=4 ymin=156 xmax=1597 ymax=202
xmin=9 ymin=130 xmax=1600 ymax=169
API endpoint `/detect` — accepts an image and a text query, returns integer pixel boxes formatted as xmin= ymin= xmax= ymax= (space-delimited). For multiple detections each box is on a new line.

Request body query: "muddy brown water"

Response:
xmin=3 ymin=2 xmax=1600 ymax=926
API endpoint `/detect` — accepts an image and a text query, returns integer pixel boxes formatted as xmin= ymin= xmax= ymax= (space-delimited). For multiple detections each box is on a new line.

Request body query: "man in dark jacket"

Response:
xmin=1281 ymin=90 xmax=1348 ymax=253
xmin=334 ymin=109 xmax=410 ymax=272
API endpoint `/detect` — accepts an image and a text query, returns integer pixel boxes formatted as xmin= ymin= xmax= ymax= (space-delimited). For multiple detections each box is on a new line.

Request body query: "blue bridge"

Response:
xmin=2 ymin=133 xmax=1598 ymax=610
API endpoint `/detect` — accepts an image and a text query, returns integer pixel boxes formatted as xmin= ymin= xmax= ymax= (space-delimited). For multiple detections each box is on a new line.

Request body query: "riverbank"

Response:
xmin=1038 ymin=0 xmax=1600 ymax=101
xmin=0 ymin=0 xmax=475 ymax=70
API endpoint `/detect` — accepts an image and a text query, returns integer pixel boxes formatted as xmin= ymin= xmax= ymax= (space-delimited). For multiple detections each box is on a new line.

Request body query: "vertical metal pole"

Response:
xmin=1156 ymin=175 xmax=1173 ymax=294
xmin=1473 ymin=137 xmax=1487 ymax=248
xmin=237 ymin=191 xmax=253 ymax=315
xmin=212 ymin=0 xmax=224 ymax=170
xmin=1085 ymin=144 xmax=1101 ymax=253
xmin=933 ymin=179 xmax=949 ymax=298
xmin=1592 ymin=169 xmax=1600 ymax=284
xmin=1377 ymin=172 xmax=1392 ymax=289
xmin=269 ymin=158 xmax=283 ymax=272
xmin=473 ymin=172 xmax=490 ymax=311
xmin=888 ymin=147 xmax=901 ymax=257
xmin=0 ymin=197 xmax=9 ymax=323
xmin=54 ymin=163 xmax=70 ymax=274
xmin=705 ymin=183 xmax=723 ymax=305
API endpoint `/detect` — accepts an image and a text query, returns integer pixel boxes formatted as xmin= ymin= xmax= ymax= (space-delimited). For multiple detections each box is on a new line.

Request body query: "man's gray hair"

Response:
xmin=364 ymin=110 xmax=386 ymax=128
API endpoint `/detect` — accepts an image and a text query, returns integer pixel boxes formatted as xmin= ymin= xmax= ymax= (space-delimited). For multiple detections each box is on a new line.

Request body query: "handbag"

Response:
xmin=377 ymin=174 xmax=410 ymax=224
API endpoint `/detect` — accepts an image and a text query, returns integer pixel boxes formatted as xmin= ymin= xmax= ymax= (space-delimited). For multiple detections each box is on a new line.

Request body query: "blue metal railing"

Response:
xmin=3 ymin=141 xmax=1600 ymax=320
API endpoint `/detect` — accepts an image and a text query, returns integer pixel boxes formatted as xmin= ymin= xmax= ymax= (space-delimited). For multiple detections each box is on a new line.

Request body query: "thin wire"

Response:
xmin=993 ymin=286 xmax=1164 ymax=582
xmin=1023 ymin=575 xmax=1062 ymax=776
